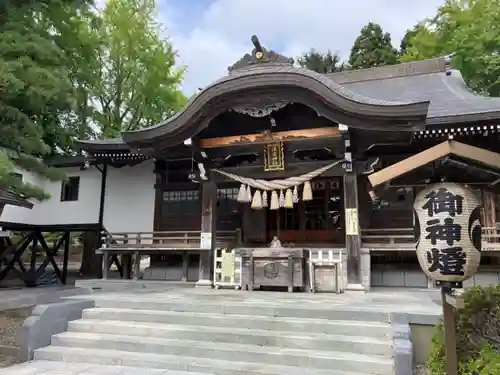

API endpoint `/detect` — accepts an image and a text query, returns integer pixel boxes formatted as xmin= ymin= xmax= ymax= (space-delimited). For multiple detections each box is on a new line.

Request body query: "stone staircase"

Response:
xmin=34 ymin=291 xmax=396 ymax=375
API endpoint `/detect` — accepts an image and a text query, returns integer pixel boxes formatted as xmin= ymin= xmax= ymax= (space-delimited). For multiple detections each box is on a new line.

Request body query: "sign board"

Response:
xmin=345 ymin=208 xmax=359 ymax=236
xmin=264 ymin=142 xmax=285 ymax=172
xmin=200 ymin=232 xmax=213 ymax=249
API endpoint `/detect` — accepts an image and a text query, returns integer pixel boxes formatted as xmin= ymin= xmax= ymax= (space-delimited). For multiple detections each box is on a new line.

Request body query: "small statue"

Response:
xmin=270 ymin=236 xmax=282 ymax=248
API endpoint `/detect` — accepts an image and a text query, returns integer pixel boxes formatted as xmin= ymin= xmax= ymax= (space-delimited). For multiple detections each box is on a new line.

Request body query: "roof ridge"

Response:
xmin=327 ymin=56 xmax=448 ymax=84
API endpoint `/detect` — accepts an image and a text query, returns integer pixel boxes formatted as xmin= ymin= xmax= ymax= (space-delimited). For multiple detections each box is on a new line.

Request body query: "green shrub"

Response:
xmin=428 ymin=285 xmax=500 ymax=375
xmin=462 ymin=345 xmax=500 ymax=375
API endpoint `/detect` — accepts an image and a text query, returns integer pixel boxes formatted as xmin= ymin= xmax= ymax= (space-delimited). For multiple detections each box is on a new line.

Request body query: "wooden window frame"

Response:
xmin=60 ymin=176 xmax=80 ymax=202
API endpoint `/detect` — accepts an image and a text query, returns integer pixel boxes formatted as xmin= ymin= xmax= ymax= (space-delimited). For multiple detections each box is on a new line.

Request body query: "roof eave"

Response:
xmin=426 ymin=111 xmax=500 ymax=126
xmin=120 ymin=71 xmax=431 ymax=148
xmin=76 ymin=139 xmax=131 ymax=153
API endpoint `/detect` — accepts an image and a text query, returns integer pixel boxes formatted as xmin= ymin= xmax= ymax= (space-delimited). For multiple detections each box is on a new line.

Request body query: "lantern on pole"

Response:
xmin=414 ymin=182 xmax=482 ymax=375
xmin=413 ymin=182 xmax=482 ymax=287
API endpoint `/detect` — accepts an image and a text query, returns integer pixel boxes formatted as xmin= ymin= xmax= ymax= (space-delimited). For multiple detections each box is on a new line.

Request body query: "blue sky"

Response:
xmin=103 ymin=0 xmax=447 ymax=95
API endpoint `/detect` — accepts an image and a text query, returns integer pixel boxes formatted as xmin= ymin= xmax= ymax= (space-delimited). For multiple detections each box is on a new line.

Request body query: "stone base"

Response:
xmin=346 ymin=283 xmax=366 ymax=292
xmin=196 ymin=279 xmax=213 ymax=288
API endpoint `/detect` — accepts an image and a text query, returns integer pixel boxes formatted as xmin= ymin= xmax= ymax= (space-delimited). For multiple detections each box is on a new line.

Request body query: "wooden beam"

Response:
xmin=368 ymin=141 xmax=450 ymax=188
xmin=200 ymin=127 xmax=340 ymax=149
xmin=449 ymin=141 xmax=500 ymax=170
xmin=368 ymin=140 xmax=500 ymax=189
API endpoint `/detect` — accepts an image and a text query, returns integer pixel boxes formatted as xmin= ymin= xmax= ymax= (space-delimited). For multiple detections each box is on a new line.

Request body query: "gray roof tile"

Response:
xmin=329 ymin=69 xmax=500 ymax=124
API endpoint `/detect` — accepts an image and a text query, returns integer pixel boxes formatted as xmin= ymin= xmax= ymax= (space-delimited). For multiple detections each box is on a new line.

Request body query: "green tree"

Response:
xmin=348 ymin=22 xmax=398 ymax=70
xmin=0 ymin=1 xmax=91 ymax=200
xmin=91 ymin=0 xmax=186 ymax=138
xmin=52 ymin=9 xmax=102 ymax=153
xmin=296 ymin=49 xmax=346 ymax=73
xmin=399 ymin=24 xmax=425 ymax=56
xmin=401 ymin=0 xmax=500 ymax=97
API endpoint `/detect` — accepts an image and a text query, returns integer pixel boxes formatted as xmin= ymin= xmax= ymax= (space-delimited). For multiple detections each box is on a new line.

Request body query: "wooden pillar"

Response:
xmin=482 ymin=189 xmax=496 ymax=229
xmin=153 ymin=160 xmax=167 ymax=232
xmin=150 ymin=160 xmax=166 ymax=270
xmin=344 ymin=172 xmax=362 ymax=287
xmin=61 ymin=231 xmax=70 ymax=284
xmin=197 ymin=179 xmax=217 ymax=287
xmin=341 ymin=125 xmax=363 ymax=289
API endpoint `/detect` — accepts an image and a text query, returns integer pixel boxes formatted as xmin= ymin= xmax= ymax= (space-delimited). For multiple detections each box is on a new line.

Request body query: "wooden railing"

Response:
xmin=98 ymin=229 xmax=241 ymax=280
xmin=362 ymin=227 xmax=500 ymax=253
xmin=481 ymin=227 xmax=500 ymax=252
xmin=361 ymin=228 xmax=415 ymax=250
xmin=101 ymin=229 xmax=241 ymax=250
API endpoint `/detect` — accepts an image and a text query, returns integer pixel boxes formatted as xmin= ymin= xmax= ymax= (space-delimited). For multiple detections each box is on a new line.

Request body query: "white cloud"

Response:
xmin=160 ymin=0 xmax=445 ymax=95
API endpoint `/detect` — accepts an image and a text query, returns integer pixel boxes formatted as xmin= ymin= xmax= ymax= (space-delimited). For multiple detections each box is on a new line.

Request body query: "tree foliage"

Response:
xmin=91 ymin=0 xmax=186 ymax=138
xmin=0 ymin=0 xmax=186 ymax=200
xmin=401 ymin=0 xmax=500 ymax=96
xmin=0 ymin=1 xmax=91 ymax=200
xmin=296 ymin=49 xmax=346 ymax=73
xmin=399 ymin=24 xmax=425 ymax=56
xmin=348 ymin=22 xmax=399 ymax=69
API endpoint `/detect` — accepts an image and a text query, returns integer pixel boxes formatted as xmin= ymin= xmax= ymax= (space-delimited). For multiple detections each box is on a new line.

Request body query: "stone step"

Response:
xmin=81 ymin=307 xmax=391 ymax=338
xmin=34 ymin=346 xmax=386 ymax=375
xmin=49 ymin=331 xmax=393 ymax=374
xmin=68 ymin=319 xmax=392 ymax=356
xmin=93 ymin=297 xmax=390 ymax=322
xmin=12 ymin=360 xmax=213 ymax=375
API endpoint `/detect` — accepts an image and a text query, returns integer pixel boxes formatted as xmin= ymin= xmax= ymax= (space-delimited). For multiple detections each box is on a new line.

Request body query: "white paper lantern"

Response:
xmin=413 ymin=183 xmax=482 ymax=285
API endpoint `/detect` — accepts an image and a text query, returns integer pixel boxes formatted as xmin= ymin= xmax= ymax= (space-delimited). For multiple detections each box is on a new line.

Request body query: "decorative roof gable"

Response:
xmin=228 ymin=35 xmax=294 ymax=72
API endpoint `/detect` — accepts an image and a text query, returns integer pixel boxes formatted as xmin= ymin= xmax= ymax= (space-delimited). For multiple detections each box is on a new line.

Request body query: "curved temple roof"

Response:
xmin=78 ymin=37 xmax=500 ymax=153
xmin=120 ymin=64 xmax=429 ymax=149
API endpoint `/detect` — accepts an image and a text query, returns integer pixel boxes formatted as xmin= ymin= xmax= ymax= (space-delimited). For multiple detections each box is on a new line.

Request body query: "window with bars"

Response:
xmin=162 ymin=189 xmax=201 ymax=230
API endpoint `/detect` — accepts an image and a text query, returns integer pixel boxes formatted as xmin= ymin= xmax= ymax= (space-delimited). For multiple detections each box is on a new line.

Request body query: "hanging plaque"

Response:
xmin=264 ymin=142 xmax=285 ymax=172
xmin=414 ymin=183 xmax=482 ymax=286
xmin=345 ymin=208 xmax=359 ymax=235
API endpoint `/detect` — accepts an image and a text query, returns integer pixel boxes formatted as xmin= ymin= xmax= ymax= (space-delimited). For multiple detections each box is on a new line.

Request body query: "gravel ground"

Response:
xmin=0 ymin=308 xmax=30 ymax=368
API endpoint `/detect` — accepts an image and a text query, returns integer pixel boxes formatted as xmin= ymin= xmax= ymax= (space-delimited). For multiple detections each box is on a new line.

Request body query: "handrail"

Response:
xmin=361 ymin=227 xmax=415 ymax=247
xmin=101 ymin=229 xmax=242 ymax=249
xmin=362 ymin=227 xmax=500 ymax=252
